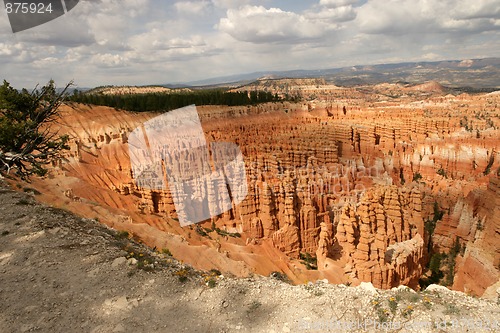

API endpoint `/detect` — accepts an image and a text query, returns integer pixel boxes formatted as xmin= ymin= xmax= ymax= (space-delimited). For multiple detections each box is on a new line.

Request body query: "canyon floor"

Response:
xmin=1 ymin=180 xmax=499 ymax=333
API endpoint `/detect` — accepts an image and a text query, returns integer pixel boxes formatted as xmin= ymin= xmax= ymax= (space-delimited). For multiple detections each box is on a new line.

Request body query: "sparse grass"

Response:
xmin=23 ymin=187 xmax=41 ymax=195
xmin=401 ymin=305 xmax=414 ymax=318
xmin=412 ymin=172 xmax=423 ymax=182
xmin=444 ymin=304 xmax=460 ymax=315
xmin=300 ymin=252 xmax=318 ymax=270
xmin=304 ymin=284 xmax=324 ymax=296
xmin=247 ymin=300 xmax=262 ymax=313
xmin=376 ymin=307 xmax=390 ymax=322
xmin=477 ymin=221 xmax=484 ymax=231
xmin=116 ymin=230 xmax=129 ymax=239
xmin=174 ymin=269 xmax=190 ymax=283
xmin=215 ymin=227 xmax=241 ymax=238
xmin=395 ymin=289 xmax=421 ymax=303
xmin=423 ymin=296 xmax=432 ymax=309
xmin=409 ymin=293 xmax=421 ymax=303
xmin=126 ymin=248 xmax=157 ymax=272
xmin=136 ymin=259 xmax=155 ymax=271
xmin=207 ymin=278 xmax=217 ymax=288
xmin=270 ymin=271 xmax=290 ymax=283
xmin=195 ymin=226 xmax=208 ymax=237
xmin=162 ymin=248 xmax=172 ymax=256
xmin=484 ymin=153 xmax=495 ymax=175
xmin=202 ymin=269 xmax=221 ymax=288
xmin=372 ymin=298 xmax=381 ymax=307
xmin=437 ymin=168 xmax=447 ymax=178
xmin=388 ymin=297 xmax=398 ymax=314
xmin=16 ymin=198 xmax=32 ymax=205
xmin=194 ymin=225 xmax=241 ymax=239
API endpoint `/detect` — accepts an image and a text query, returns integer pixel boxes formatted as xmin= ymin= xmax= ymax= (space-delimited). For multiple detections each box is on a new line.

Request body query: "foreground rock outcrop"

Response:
xmin=1 ymin=181 xmax=499 ymax=333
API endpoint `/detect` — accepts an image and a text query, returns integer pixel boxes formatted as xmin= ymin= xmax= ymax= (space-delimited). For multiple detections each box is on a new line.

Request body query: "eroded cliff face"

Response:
xmin=29 ymin=83 xmax=500 ymax=293
xmin=333 ymin=186 xmax=425 ymax=289
xmin=446 ymin=176 xmax=500 ymax=295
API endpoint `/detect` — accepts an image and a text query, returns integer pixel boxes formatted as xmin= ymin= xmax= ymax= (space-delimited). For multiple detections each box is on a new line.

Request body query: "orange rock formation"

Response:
xmin=24 ymin=82 xmax=499 ymax=293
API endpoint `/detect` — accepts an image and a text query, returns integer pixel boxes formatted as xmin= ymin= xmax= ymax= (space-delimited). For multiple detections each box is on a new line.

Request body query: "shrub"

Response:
xmin=207 ymin=278 xmax=216 ymax=288
xmin=270 ymin=271 xmax=289 ymax=283
xmin=429 ymin=253 xmax=443 ymax=276
xmin=23 ymin=187 xmax=41 ymax=195
xmin=300 ymin=252 xmax=318 ymax=270
xmin=215 ymin=227 xmax=241 ymax=238
xmin=248 ymin=300 xmax=261 ymax=312
xmin=116 ymin=230 xmax=129 ymax=239
xmin=444 ymin=304 xmax=460 ymax=315
xmin=376 ymin=308 xmax=390 ymax=322
xmin=195 ymin=225 xmax=208 ymax=237
xmin=437 ymin=168 xmax=447 ymax=178
xmin=412 ymin=173 xmax=423 ymax=182
xmin=174 ymin=269 xmax=190 ymax=282
xmin=401 ymin=305 xmax=414 ymax=318
xmin=484 ymin=153 xmax=494 ymax=175
xmin=16 ymin=198 xmax=32 ymax=205
xmin=0 ymin=80 xmax=71 ymax=178
xmin=162 ymin=248 xmax=172 ymax=256
xmin=388 ymin=297 xmax=398 ymax=314
xmin=423 ymin=296 xmax=432 ymax=309
xmin=477 ymin=221 xmax=484 ymax=231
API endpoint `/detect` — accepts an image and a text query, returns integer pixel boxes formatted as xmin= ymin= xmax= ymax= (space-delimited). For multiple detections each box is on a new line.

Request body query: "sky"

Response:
xmin=0 ymin=0 xmax=499 ymax=88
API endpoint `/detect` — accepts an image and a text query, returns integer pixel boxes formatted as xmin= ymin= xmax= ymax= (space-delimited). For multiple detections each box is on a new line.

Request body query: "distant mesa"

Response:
xmin=85 ymin=85 xmax=192 ymax=95
xmin=458 ymin=59 xmax=474 ymax=68
xmin=177 ymin=57 xmax=499 ymax=90
xmin=407 ymin=81 xmax=446 ymax=93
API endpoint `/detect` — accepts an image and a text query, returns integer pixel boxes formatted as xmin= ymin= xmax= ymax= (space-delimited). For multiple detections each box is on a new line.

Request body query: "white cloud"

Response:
xmin=0 ymin=0 xmax=498 ymax=88
xmin=0 ymin=43 xmax=17 ymax=56
xmin=306 ymin=6 xmax=357 ymax=22
xmin=357 ymin=0 xmax=500 ymax=35
xmin=211 ymin=0 xmax=251 ymax=9
xmin=218 ymin=5 xmax=337 ymax=43
xmin=91 ymin=53 xmax=128 ymax=67
xmin=451 ymin=0 xmax=500 ymax=20
xmin=32 ymin=57 xmax=60 ymax=69
xmin=175 ymin=1 xmax=211 ymax=15
xmin=319 ymin=0 xmax=358 ymax=8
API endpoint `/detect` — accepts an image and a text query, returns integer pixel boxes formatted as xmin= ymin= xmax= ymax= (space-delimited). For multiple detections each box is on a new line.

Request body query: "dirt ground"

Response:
xmin=0 ymin=179 xmax=499 ymax=333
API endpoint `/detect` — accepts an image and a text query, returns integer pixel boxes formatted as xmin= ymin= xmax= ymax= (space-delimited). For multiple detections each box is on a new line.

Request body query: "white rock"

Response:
xmin=113 ymin=324 xmax=125 ymax=332
xmin=358 ymin=282 xmax=378 ymax=295
xmin=111 ymin=257 xmax=127 ymax=267
xmin=480 ymin=280 xmax=500 ymax=301
xmin=425 ymin=284 xmax=450 ymax=293
xmin=392 ymin=285 xmax=414 ymax=292
xmin=114 ymin=296 xmax=128 ymax=309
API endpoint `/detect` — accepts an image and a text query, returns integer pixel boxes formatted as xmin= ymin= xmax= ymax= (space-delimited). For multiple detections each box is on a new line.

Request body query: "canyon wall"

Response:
xmin=33 ymin=83 xmax=500 ymax=292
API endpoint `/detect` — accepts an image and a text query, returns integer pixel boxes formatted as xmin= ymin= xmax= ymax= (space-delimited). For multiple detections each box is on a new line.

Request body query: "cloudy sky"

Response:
xmin=1 ymin=0 xmax=499 ymax=88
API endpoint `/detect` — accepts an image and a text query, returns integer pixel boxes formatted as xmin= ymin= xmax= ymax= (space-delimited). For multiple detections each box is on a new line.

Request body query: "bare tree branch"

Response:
xmin=0 ymin=80 xmax=73 ymax=179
